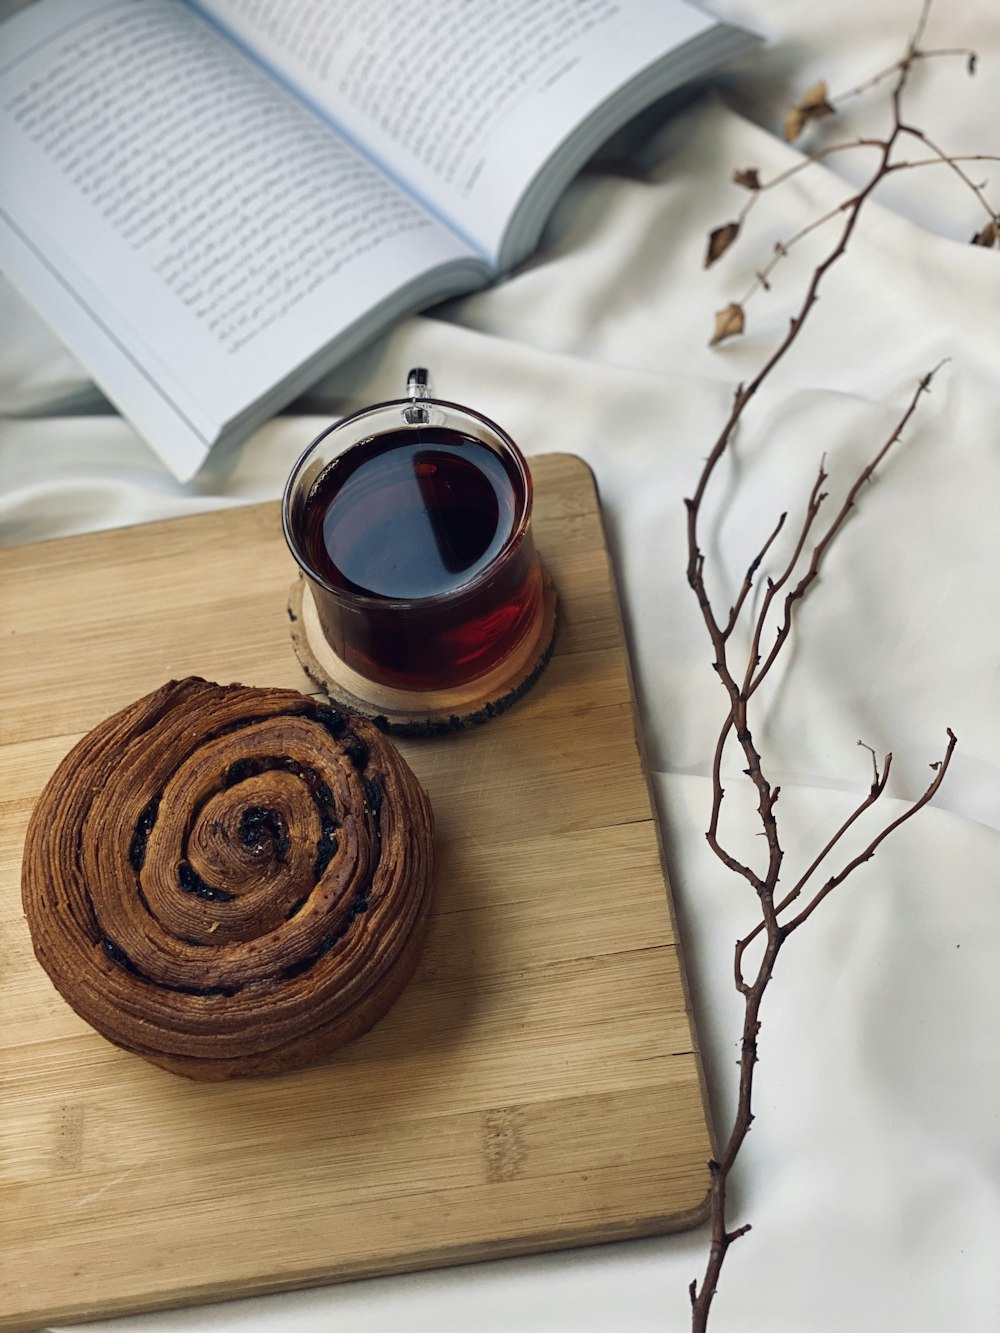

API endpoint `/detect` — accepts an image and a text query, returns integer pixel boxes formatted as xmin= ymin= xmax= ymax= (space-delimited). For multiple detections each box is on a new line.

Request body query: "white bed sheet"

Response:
xmin=2 ymin=2 xmax=998 ymax=1330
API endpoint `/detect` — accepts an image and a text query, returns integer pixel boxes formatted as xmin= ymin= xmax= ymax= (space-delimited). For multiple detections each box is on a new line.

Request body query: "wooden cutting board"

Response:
xmin=0 ymin=454 xmax=712 ymax=1331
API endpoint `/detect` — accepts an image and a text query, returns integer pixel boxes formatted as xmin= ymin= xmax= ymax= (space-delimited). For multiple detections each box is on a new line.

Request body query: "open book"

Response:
xmin=0 ymin=0 xmax=754 ymax=480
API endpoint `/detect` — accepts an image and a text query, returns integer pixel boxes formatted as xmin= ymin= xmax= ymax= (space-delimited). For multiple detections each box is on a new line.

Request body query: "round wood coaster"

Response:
xmin=288 ymin=567 xmax=557 ymax=735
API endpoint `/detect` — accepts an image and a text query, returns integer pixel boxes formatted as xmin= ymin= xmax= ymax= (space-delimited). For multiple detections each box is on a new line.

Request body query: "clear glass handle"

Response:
xmin=403 ymin=367 xmax=430 ymax=424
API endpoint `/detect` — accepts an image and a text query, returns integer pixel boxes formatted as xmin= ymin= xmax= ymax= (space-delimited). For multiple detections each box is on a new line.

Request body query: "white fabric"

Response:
xmin=2 ymin=1 xmax=998 ymax=1329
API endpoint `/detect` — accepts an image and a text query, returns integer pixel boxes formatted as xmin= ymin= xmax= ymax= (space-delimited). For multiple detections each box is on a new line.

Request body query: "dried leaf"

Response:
xmin=784 ymin=79 xmax=835 ymax=141
xmin=732 ymin=167 xmax=761 ymax=191
xmin=783 ymin=105 xmax=807 ymax=142
xmin=800 ymin=79 xmax=832 ymax=111
xmin=971 ymin=218 xmax=999 ymax=248
xmin=705 ymin=221 xmax=741 ymax=268
xmin=710 ymin=302 xmax=745 ymax=347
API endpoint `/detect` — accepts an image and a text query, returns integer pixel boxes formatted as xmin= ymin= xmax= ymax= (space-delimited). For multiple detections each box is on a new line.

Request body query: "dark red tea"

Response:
xmin=304 ymin=429 xmax=515 ymax=599
xmin=299 ymin=427 xmax=542 ymax=692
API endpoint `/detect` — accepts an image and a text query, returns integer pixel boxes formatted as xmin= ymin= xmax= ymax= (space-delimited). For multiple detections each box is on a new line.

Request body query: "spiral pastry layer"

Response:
xmin=21 ymin=678 xmax=434 ymax=1080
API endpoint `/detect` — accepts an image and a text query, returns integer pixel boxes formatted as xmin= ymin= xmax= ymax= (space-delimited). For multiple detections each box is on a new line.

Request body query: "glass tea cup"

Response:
xmin=282 ymin=371 xmax=550 ymax=705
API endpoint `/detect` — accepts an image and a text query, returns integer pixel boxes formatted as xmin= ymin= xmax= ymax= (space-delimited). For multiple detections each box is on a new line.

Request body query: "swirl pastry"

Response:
xmin=21 ymin=678 xmax=434 ymax=1080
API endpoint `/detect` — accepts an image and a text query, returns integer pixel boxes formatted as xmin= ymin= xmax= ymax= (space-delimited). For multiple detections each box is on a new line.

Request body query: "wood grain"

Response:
xmin=0 ymin=454 xmax=713 ymax=1331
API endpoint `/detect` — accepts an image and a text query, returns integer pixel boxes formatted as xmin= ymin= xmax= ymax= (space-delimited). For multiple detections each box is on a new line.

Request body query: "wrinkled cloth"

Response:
xmin=2 ymin=1 xmax=998 ymax=1330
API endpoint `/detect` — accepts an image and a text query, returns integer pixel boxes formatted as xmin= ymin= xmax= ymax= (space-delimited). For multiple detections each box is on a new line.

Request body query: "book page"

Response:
xmin=0 ymin=0 xmax=484 ymax=479
xmin=193 ymin=0 xmax=722 ymax=263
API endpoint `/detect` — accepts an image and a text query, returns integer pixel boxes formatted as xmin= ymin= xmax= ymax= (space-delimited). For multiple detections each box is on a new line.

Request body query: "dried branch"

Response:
xmin=720 ymin=143 xmax=999 ymax=314
xmin=707 ymin=0 xmax=997 ymax=334
xmin=683 ymin=6 xmax=983 ymax=1327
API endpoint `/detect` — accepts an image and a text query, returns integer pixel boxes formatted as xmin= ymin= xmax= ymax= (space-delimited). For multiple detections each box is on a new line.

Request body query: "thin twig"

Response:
xmin=747 ymin=367 xmax=940 ymax=697
xmin=724 ymin=511 xmax=788 ymax=638
xmin=737 ymin=196 xmax=860 ymax=307
xmin=897 ymin=124 xmax=998 ymax=218
xmin=781 ymin=730 xmax=956 ymax=933
xmin=824 ymin=0 xmax=932 ymax=104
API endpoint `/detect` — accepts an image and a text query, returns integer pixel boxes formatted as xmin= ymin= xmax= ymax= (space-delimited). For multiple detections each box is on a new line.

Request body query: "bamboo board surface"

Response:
xmin=0 ymin=454 xmax=712 ymax=1331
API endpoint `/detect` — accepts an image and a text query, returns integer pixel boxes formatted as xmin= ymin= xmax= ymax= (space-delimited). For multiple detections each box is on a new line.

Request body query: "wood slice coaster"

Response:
xmin=287 ymin=565 xmax=558 ymax=734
